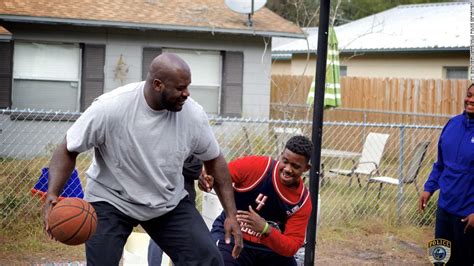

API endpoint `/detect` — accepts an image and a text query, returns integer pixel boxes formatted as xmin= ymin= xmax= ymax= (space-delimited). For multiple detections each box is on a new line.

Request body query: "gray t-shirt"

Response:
xmin=66 ymin=81 xmax=220 ymax=220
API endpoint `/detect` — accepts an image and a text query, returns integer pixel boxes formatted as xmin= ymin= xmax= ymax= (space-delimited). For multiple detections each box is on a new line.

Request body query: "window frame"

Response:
xmin=444 ymin=66 xmax=468 ymax=80
xmin=162 ymin=48 xmax=223 ymax=115
xmin=340 ymin=65 xmax=347 ymax=77
xmin=12 ymin=41 xmax=82 ymax=111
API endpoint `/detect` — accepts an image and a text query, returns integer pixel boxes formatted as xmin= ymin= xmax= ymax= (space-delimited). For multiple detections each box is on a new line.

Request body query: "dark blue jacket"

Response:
xmin=424 ymin=112 xmax=474 ymax=217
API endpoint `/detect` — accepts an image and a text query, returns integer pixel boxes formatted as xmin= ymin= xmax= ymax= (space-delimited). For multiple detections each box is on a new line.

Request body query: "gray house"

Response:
xmin=0 ymin=0 xmax=303 ymax=118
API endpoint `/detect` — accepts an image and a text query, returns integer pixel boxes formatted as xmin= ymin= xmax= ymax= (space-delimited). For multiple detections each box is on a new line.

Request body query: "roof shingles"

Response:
xmin=0 ymin=25 xmax=11 ymax=35
xmin=0 ymin=0 xmax=303 ymax=37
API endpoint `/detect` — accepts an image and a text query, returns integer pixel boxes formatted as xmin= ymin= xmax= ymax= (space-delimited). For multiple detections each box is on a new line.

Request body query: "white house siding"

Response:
xmin=343 ymin=53 xmax=468 ymax=79
xmin=8 ymin=25 xmax=271 ymax=118
xmin=272 ymin=52 xmax=469 ymax=79
xmin=240 ymin=39 xmax=272 ymax=118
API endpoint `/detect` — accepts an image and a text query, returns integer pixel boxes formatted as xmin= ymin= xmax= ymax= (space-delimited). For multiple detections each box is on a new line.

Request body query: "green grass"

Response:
xmin=0 ymin=155 xmax=90 ymax=262
xmin=317 ymin=173 xmax=437 ymax=228
xmin=0 ymin=217 xmax=86 ymax=263
xmin=0 ymin=153 xmax=438 ymax=263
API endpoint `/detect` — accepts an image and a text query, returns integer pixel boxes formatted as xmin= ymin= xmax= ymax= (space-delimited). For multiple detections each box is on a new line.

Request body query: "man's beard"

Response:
xmin=163 ymin=98 xmax=185 ymax=112
xmin=161 ymin=91 xmax=186 ymax=112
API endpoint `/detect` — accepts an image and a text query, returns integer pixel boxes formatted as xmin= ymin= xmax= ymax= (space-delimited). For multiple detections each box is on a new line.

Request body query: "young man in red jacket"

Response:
xmin=200 ymin=135 xmax=312 ymax=266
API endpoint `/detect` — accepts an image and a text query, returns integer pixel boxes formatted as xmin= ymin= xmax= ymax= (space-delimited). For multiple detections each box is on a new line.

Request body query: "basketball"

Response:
xmin=48 ymin=198 xmax=97 ymax=245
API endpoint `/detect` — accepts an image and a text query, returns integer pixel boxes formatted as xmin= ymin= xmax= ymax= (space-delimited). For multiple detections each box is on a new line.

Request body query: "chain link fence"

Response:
xmin=0 ymin=109 xmax=446 ymax=234
xmin=271 ymin=103 xmax=452 ymax=126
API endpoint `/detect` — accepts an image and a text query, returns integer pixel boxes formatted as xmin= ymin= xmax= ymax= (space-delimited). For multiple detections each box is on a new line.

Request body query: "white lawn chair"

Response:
xmin=122 ymin=232 xmax=172 ymax=266
xmin=365 ymin=141 xmax=430 ymax=198
xmin=329 ymin=132 xmax=390 ymax=187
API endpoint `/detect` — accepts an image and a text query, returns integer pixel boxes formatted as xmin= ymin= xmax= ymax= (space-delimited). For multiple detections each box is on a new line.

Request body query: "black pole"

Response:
xmin=304 ymin=0 xmax=330 ymax=265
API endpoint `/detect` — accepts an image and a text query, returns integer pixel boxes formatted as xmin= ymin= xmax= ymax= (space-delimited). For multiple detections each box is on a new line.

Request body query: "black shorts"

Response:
xmin=217 ymin=240 xmax=297 ymax=266
xmin=86 ymin=197 xmax=223 ymax=266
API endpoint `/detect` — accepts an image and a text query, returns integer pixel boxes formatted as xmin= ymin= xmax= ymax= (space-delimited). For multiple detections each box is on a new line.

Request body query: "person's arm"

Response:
xmin=43 ymin=138 xmax=79 ymax=237
xmin=43 ymin=99 xmax=106 ymax=236
xmin=419 ymin=152 xmax=443 ymax=211
xmin=198 ymin=156 xmax=269 ymax=192
xmin=419 ymin=124 xmax=447 ymax=211
xmin=197 ymin=171 xmax=214 ymax=192
xmin=423 ymin=145 xmax=443 ymax=194
xmin=261 ymin=201 xmax=311 ymax=256
xmin=203 ymin=154 xmax=243 ymax=258
xmin=237 ymin=198 xmax=311 ymax=257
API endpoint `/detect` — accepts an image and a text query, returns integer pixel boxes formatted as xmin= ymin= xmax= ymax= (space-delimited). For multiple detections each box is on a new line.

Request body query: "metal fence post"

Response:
xmin=397 ymin=125 xmax=405 ymax=225
xmin=363 ymin=110 xmax=367 ymax=147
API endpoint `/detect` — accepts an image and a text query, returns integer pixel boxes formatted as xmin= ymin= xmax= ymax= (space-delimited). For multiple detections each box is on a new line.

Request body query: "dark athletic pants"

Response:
xmin=86 ymin=197 xmax=223 ymax=266
xmin=218 ymin=241 xmax=297 ymax=266
xmin=435 ymin=207 xmax=474 ymax=266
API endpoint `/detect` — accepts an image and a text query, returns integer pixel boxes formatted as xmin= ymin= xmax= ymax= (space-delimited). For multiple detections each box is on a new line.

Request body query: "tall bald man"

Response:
xmin=43 ymin=53 xmax=242 ymax=265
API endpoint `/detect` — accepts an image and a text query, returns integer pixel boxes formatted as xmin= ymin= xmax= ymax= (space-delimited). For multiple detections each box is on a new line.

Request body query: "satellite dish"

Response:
xmin=224 ymin=0 xmax=267 ymax=26
xmin=224 ymin=0 xmax=267 ymax=14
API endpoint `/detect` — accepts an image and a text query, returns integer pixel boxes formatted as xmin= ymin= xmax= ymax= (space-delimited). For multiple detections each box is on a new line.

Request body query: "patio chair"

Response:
xmin=365 ymin=141 xmax=430 ymax=198
xmin=122 ymin=232 xmax=172 ymax=266
xmin=329 ymin=132 xmax=390 ymax=187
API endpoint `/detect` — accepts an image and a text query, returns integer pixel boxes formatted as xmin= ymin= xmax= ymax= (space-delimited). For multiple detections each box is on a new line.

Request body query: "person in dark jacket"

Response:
xmin=419 ymin=83 xmax=474 ymax=265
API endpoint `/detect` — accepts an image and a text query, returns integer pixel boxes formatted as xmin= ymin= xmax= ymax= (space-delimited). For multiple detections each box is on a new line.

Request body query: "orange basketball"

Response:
xmin=48 ymin=198 xmax=97 ymax=245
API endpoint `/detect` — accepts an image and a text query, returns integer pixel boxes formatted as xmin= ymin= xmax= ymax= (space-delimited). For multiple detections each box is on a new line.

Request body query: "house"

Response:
xmin=272 ymin=2 xmax=470 ymax=80
xmin=0 ymin=0 xmax=303 ymax=118
xmin=0 ymin=26 xmax=12 ymax=107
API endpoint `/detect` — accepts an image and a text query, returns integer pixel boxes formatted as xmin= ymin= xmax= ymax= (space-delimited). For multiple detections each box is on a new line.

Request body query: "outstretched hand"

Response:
xmin=236 ymin=206 xmax=267 ymax=234
xmin=461 ymin=213 xmax=474 ymax=233
xmin=198 ymin=172 xmax=214 ymax=192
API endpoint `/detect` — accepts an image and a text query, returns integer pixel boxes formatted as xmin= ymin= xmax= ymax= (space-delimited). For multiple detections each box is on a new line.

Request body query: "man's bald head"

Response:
xmin=147 ymin=53 xmax=191 ymax=83
xmin=143 ymin=53 xmax=192 ymax=111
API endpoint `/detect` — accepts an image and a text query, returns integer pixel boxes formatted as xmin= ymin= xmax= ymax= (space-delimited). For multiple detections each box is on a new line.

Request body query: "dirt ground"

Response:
xmin=0 ymin=228 xmax=432 ymax=265
xmin=315 ymin=233 xmax=430 ymax=265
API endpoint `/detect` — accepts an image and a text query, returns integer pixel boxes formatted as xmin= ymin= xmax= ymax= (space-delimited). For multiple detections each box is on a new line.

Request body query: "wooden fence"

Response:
xmin=270 ymin=75 xmax=471 ymax=124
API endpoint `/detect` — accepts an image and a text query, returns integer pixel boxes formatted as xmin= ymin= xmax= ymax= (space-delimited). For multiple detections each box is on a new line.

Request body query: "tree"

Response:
xmin=335 ymin=0 xmax=454 ymax=25
xmin=266 ymin=0 xmax=320 ymax=27
xmin=266 ymin=0 xmax=456 ymax=27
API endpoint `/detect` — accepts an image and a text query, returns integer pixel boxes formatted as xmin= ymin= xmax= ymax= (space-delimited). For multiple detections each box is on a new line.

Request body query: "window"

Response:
xmin=13 ymin=42 xmax=81 ymax=111
xmin=444 ymin=67 xmax=468 ymax=80
xmin=340 ymin=66 xmax=347 ymax=77
xmin=163 ymin=48 xmax=222 ymax=115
